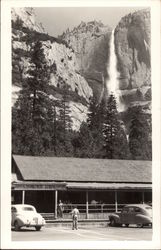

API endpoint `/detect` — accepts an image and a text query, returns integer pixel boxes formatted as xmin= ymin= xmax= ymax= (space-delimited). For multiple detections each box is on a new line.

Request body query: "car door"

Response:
xmin=121 ymin=206 xmax=135 ymax=224
xmin=120 ymin=207 xmax=129 ymax=224
xmin=127 ymin=206 xmax=136 ymax=224
xmin=133 ymin=206 xmax=143 ymax=224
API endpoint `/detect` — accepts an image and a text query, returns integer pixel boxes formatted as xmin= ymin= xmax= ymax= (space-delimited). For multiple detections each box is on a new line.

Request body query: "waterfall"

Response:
xmin=106 ymin=29 xmax=124 ymax=112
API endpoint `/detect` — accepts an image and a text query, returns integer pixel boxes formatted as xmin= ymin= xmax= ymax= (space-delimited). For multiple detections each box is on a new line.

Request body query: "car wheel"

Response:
xmin=137 ymin=223 xmax=143 ymax=228
xmin=125 ymin=224 xmax=129 ymax=227
xmin=35 ymin=226 xmax=41 ymax=231
xmin=110 ymin=218 xmax=116 ymax=227
xmin=14 ymin=221 xmax=20 ymax=231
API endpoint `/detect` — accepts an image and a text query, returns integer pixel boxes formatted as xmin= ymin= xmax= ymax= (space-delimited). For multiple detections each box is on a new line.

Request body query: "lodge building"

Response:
xmin=12 ymin=155 xmax=152 ymax=219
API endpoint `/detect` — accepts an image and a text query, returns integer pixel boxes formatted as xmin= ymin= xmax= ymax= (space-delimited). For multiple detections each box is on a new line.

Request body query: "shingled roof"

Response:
xmin=13 ymin=155 xmax=152 ymax=183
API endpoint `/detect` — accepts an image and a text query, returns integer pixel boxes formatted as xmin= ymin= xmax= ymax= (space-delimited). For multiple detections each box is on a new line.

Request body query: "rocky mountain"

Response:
xmin=114 ymin=9 xmax=151 ymax=112
xmin=12 ymin=7 xmax=151 ymax=130
xmin=60 ymin=21 xmax=111 ymax=100
xmin=12 ymin=8 xmax=93 ymax=130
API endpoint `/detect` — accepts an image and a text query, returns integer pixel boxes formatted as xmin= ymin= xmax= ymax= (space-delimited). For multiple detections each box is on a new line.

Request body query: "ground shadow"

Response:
xmin=11 ymin=227 xmax=38 ymax=232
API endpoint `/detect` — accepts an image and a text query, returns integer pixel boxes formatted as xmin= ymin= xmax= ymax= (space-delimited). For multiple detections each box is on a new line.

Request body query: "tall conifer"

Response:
xmin=128 ymin=106 xmax=152 ymax=160
xmin=56 ymin=85 xmax=73 ymax=156
xmin=103 ymin=94 xmax=128 ymax=159
xmin=12 ymin=41 xmax=57 ymax=155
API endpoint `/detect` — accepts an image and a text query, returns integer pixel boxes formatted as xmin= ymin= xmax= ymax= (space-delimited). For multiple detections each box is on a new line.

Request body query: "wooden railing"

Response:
xmin=41 ymin=202 xmax=151 ymax=220
xmin=62 ymin=203 xmax=125 ymax=213
xmin=41 ymin=203 xmax=126 ymax=220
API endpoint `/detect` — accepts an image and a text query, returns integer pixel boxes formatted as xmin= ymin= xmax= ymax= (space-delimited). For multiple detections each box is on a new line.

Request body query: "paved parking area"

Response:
xmin=12 ymin=225 xmax=152 ymax=241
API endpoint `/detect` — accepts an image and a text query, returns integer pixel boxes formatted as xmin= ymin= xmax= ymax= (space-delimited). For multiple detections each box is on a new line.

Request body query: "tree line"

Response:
xmin=12 ymin=41 xmax=152 ymax=160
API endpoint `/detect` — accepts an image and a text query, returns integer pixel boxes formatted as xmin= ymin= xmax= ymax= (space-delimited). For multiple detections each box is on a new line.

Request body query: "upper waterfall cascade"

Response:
xmin=106 ymin=29 xmax=124 ymax=112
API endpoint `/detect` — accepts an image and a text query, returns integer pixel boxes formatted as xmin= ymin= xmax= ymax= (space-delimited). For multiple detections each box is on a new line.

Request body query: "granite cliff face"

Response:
xmin=60 ymin=21 xmax=111 ymax=101
xmin=12 ymin=7 xmax=151 ymax=130
xmin=114 ymin=9 xmax=151 ymax=111
xmin=12 ymin=8 xmax=45 ymax=33
xmin=12 ymin=8 xmax=93 ymax=130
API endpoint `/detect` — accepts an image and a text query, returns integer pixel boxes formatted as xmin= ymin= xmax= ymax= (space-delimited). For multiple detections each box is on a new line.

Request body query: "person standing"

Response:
xmin=71 ymin=206 xmax=79 ymax=230
xmin=58 ymin=200 xmax=64 ymax=218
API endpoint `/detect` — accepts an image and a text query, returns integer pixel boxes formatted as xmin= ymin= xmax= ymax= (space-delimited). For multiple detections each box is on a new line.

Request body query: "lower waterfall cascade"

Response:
xmin=106 ymin=29 xmax=124 ymax=112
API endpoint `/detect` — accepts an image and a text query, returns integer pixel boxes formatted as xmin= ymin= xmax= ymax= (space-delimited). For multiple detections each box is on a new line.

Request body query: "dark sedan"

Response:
xmin=109 ymin=204 xmax=152 ymax=228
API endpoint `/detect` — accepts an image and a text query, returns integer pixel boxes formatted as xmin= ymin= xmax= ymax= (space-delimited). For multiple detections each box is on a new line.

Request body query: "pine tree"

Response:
xmin=103 ymin=94 xmax=128 ymax=159
xmin=73 ymin=121 xmax=95 ymax=158
xmin=87 ymin=96 xmax=98 ymax=129
xmin=85 ymin=97 xmax=106 ymax=157
xmin=49 ymin=100 xmax=59 ymax=156
xmin=12 ymin=41 xmax=57 ymax=155
xmin=128 ymin=106 xmax=152 ymax=160
xmin=56 ymin=85 xmax=73 ymax=156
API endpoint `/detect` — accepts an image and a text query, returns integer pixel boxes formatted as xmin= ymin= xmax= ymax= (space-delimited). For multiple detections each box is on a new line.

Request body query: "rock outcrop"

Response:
xmin=12 ymin=8 xmax=45 ymax=33
xmin=60 ymin=21 xmax=111 ymax=101
xmin=114 ymin=9 xmax=151 ymax=110
xmin=12 ymin=8 xmax=93 ymax=130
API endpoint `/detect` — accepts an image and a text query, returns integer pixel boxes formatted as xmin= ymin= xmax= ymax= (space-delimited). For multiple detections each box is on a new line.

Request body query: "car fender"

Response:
xmin=36 ymin=213 xmax=45 ymax=224
xmin=109 ymin=214 xmax=121 ymax=223
xmin=135 ymin=214 xmax=152 ymax=224
xmin=14 ymin=216 xmax=27 ymax=227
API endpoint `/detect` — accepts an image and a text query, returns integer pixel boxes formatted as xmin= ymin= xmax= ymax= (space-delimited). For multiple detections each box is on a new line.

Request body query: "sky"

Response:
xmin=34 ymin=7 xmax=146 ymax=37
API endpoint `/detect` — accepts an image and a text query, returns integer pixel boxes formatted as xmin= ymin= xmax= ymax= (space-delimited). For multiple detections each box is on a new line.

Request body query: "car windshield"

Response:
xmin=21 ymin=207 xmax=35 ymax=211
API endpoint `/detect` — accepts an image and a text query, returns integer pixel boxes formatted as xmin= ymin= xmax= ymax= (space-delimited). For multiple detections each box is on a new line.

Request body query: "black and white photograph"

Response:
xmin=1 ymin=0 xmax=161 ymax=249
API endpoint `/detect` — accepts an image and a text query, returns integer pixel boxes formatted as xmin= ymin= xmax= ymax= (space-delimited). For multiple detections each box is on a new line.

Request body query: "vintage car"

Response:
xmin=11 ymin=204 xmax=46 ymax=231
xmin=109 ymin=204 xmax=152 ymax=228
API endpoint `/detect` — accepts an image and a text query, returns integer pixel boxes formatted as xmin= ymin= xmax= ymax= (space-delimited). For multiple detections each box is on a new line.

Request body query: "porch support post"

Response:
xmin=115 ymin=190 xmax=118 ymax=212
xmin=22 ymin=190 xmax=25 ymax=204
xmin=142 ymin=191 xmax=145 ymax=204
xmin=55 ymin=190 xmax=58 ymax=219
xmin=86 ymin=191 xmax=89 ymax=219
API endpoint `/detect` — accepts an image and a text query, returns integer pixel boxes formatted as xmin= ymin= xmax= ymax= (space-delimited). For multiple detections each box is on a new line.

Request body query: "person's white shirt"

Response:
xmin=71 ymin=208 xmax=79 ymax=217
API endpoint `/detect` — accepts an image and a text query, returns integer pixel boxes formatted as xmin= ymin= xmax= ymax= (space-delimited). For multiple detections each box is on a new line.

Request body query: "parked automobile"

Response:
xmin=109 ymin=204 xmax=152 ymax=228
xmin=11 ymin=204 xmax=46 ymax=231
